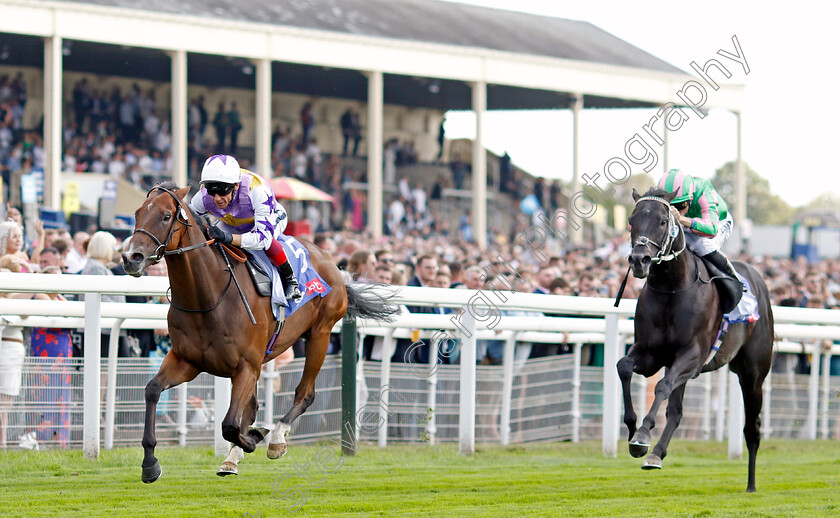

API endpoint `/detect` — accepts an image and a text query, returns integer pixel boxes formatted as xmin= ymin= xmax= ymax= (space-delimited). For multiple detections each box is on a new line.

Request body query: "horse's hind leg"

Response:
xmin=736 ymin=361 xmax=769 ymax=493
xmin=142 ymin=352 xmax=199 ymax=483
xmin=269 ymin=332 xmax=330 ymax=459
xmin=644 ymin=382 xmax=688 ymax=470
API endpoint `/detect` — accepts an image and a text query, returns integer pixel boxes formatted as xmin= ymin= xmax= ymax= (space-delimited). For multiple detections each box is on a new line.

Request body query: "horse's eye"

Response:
xmin=163 ymin=212 xmax=172 ymax=222
xmin=660 ymin=218 xmax=668 ymax=226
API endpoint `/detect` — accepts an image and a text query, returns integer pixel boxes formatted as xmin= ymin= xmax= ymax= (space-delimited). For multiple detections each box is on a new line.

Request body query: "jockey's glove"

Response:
xmin=209 ymin=225 xmax=233 ymax=245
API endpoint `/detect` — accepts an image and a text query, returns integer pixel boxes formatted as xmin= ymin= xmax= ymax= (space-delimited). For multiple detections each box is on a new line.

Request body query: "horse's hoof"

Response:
xmin=642 ymin=454 xmax=662 ymax=470
xmin=267 ymin=442 xmax=287 ymax=460
xmin=628 ymin=440 xmax=650 ymax=458
xmin=249 ymin=426 xmax=270 ymax=442
xmin=217 ymin=461 xmax=238 ymax=477
xmin=141 ymin=460 xmax=162 ymax=483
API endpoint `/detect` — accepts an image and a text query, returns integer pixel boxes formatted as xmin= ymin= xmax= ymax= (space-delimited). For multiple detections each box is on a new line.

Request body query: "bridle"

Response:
xmin=132 ymin=186 xmax=212 ymax=264
xmin=632 ymin=195 xmax=686 ymax=264
xmin=614 ymin=194 xmax=693 ymax=305
xmin=132 ymin=185 xmax=237 ymax=315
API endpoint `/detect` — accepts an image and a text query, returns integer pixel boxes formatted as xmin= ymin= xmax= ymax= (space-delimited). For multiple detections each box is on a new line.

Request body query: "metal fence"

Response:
xmin=4 ymin=353 xmax=839 ymax=451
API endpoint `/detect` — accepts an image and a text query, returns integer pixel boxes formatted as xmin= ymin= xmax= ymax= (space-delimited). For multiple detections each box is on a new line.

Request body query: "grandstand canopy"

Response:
xmin=0 ymin=0 xmax=743 ymax=111
xmin=0 ymin=0 xmax=745 ymax=247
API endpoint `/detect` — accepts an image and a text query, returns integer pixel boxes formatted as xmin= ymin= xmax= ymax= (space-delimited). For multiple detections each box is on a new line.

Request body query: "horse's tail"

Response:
xmin=344 ymin=282 xmax=400 ymax=322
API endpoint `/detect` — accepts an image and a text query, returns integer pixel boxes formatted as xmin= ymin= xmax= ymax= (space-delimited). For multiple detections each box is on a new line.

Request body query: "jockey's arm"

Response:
xmin=686 ymin=191 xmax=720 ymax=238
xmin=238 ymin=183 xmax=278 ymax=251
xmin=188 ymin=190 xmax=208 ymax=216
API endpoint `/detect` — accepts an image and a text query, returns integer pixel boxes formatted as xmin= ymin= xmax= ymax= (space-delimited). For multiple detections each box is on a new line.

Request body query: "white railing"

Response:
xmin=2 ymin=272 xmax=840 ymax=459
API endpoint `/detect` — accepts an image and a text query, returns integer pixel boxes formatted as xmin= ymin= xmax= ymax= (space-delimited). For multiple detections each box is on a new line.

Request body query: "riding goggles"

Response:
xmin=204 ymin=182 xmax=236 ymax=196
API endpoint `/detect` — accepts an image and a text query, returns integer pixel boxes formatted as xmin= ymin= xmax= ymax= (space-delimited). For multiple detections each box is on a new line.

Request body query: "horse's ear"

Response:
xmin=663 ymin=190 xmax=678 ymax=202
xmin=632 ymin=188 xmax=641 ymax=202
xmin=176 ymin=186 xmax=190 ymax=201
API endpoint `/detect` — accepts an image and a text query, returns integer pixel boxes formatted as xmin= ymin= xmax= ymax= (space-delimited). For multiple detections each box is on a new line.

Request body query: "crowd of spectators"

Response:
xmin=3 ymin=195 xmax=840 ymax=447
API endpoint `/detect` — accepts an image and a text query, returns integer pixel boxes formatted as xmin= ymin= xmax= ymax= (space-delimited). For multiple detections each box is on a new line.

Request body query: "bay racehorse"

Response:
xmin=122 ymin=183 xmax=396 ymax=483
xmin=617 ymin=187 xmax=773 ymax=492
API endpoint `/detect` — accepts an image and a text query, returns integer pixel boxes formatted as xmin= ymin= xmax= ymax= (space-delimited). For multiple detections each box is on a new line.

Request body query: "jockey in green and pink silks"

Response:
xmin=189 ymin=154 xmax=302 ymax=300
xmin=657 ymin=168 xmax=758 ymax=321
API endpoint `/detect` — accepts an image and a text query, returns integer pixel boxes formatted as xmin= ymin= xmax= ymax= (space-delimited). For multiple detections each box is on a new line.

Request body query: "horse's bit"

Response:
xmin=632 ymin=195 xmax=686 ymax=264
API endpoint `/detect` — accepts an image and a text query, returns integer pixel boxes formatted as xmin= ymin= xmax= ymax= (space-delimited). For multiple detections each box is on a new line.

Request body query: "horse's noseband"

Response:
xmin=632 ymin=195 xmax=685 ymax=264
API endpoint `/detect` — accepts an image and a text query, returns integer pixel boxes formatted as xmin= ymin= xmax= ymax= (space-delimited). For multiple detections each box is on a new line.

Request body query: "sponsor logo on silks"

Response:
xmin=305 ymin=278 xmax=327 ymax=294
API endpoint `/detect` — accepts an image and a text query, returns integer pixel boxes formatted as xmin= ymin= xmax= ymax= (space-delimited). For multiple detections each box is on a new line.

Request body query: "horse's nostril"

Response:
xmin=126 ymin=252 xmax=145 ymax=264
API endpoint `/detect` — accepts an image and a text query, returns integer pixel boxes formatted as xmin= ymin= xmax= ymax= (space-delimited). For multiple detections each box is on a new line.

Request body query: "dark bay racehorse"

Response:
xmin=122 ymin=183 xmax=395 ymax=483
xmin=617 ymin=187 xmax=773 ymax=492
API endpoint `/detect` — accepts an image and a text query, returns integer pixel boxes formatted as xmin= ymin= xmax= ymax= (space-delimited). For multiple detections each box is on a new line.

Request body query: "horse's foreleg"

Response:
xmin=632 ymin=353 xmax=699 ymax=458
xmin=218 ymin=393 xmax=267 ymax=477
xmin=269 ymin=332 xmax=329 ymax=459
xmin=645 ymin=382 xmax=688 ymax=469
xmin=221 ymin=367 xmax=265 ymax=455
xmin=617 ymin=354 xmax=638 ymax=441
xmin=142 ymin=352 xmax=199 ymax=483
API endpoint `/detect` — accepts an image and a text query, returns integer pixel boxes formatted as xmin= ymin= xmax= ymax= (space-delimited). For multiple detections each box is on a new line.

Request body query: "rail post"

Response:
xmin=459 ymin=311 xmax=476 ymax=455
xmin=83 ymin=293 xmax=101 ymax=459
xmin=341 ymin=314 xmax=358 ymax=455
xmin=601 ymin=314 xmax=621 ymax=457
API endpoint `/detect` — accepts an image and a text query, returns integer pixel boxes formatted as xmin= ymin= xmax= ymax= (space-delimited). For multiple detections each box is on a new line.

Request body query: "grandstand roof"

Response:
xmin=53 ymin=0 xmax=683 ymax=75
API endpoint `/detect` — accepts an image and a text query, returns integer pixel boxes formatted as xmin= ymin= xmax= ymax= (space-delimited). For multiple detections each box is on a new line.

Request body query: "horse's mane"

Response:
xmin=157 ymin=180 xmax=181 ymax=191
xmin=640 ymin=186 xmax=668 ymax=199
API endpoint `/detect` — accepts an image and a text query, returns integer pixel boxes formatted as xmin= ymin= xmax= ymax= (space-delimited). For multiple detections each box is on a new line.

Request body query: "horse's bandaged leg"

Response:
xmin=217 ymin=445 xmax=244 ymax=476
xmin=268 ymin=422 xmax=291 ymax=459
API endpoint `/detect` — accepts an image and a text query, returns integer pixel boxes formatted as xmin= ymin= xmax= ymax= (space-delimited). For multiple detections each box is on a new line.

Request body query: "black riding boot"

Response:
xmin=278 ymin=261 xmax=302 ymax=300
xmin=704 ymin=251 xmax=742 ymax=286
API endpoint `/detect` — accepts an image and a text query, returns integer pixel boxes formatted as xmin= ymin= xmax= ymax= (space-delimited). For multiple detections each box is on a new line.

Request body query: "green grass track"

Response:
xmin=1 ymin=440 xmax=838 ymax=517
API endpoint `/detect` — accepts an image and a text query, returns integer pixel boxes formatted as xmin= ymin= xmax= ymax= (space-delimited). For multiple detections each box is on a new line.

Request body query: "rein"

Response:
xmin=615 ymin=194 xmax=690 ymax=306
xmin=132 ymin=186 xmax=214 ymax=263
xmin=135 ymin=186 xmax=252 ymax=320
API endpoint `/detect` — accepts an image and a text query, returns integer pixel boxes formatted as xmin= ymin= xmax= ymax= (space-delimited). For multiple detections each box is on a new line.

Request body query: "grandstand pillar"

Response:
xmin=471 ymin=81 xmax=487 ymax=249
xmin=366 ymin=70 xmax=384 ymax=239
xmin=169 ymin=50 xmax=188 ymax=187
xmin=662 ymin=106 xmax=670 ymax=173
xmin=43 ymin=36 xmax=63 ymax=209
xmin=255 ymin=59 xmax=272 ymax=177
xmin=735 ymin=111 xmax=747 ymax=252
xmin=570 ymin=93 xmax=583 ymax=246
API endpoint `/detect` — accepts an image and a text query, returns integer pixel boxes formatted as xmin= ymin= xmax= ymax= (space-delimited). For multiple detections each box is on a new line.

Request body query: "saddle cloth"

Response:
xmin=247 ymin=234 xmax=331 ymax=320
xmin=724 ymin=270 xmax=759 ymax=324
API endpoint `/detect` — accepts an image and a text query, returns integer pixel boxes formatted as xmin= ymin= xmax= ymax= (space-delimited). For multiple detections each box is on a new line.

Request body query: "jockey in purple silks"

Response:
xmin=190 ymin=154 xmax=302 ymax=301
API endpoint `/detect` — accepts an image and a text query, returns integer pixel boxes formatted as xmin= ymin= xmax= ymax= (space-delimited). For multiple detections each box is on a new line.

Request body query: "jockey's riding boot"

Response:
xmin=704 ymin=251 xmax=745 ymax=290
xmin=278 ymin=261 xmax=302 ymax=300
